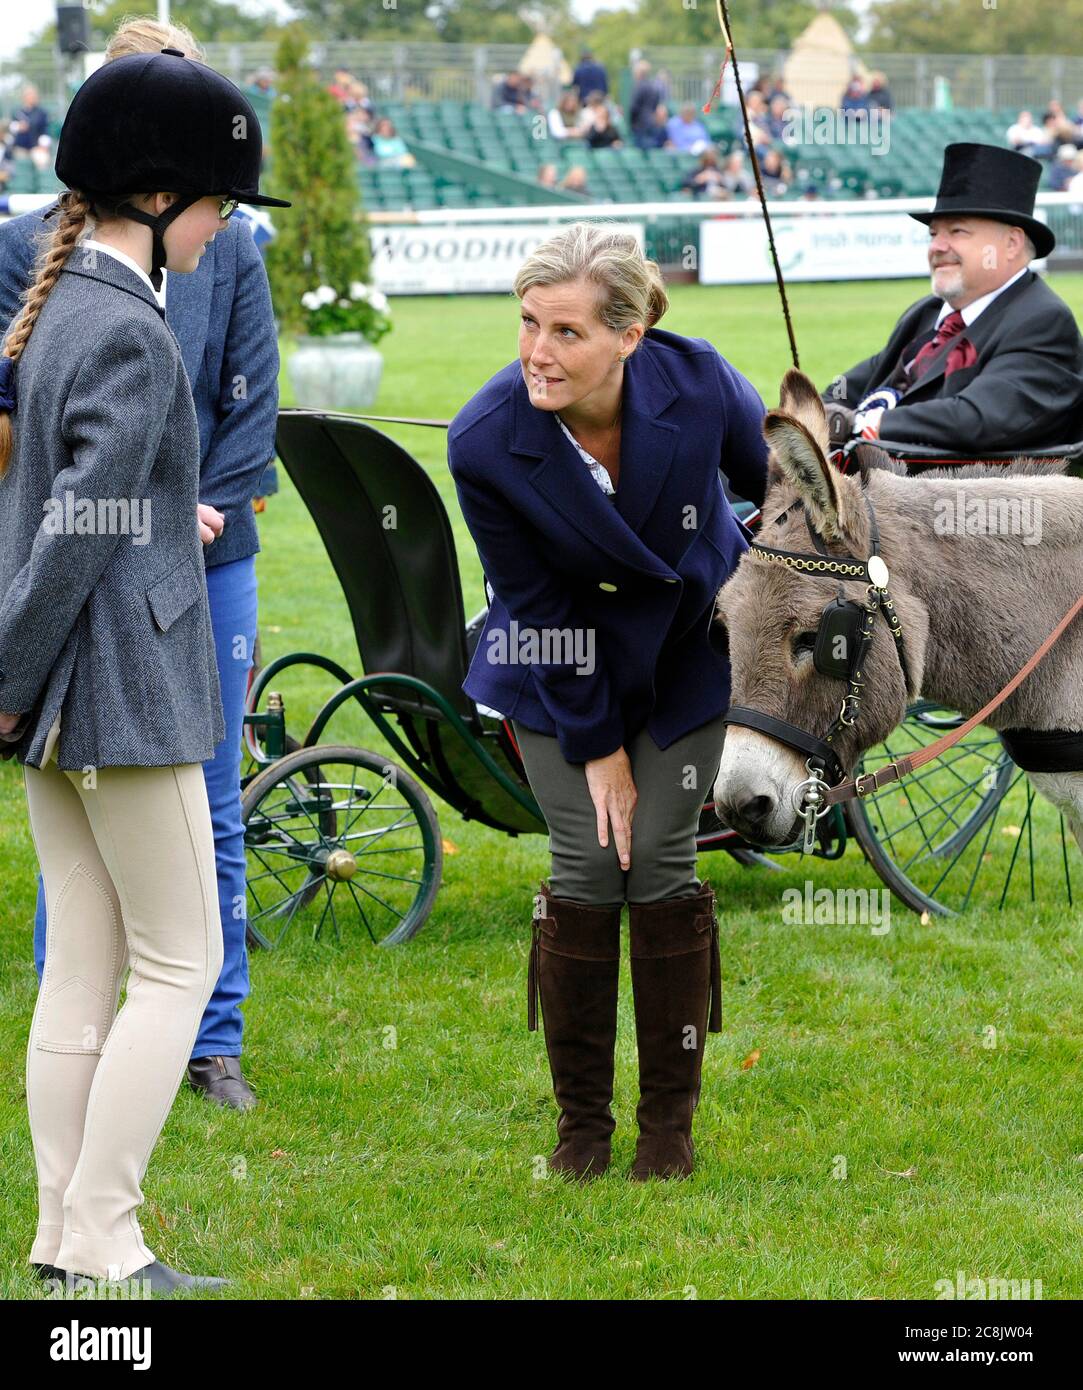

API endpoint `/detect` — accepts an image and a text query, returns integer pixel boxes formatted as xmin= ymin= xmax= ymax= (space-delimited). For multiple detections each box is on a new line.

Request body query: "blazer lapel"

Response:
xmin=510 ymin=347 xmax=679 ymax=579
xmin=897 ymin=270 xmax=1035 ymax=399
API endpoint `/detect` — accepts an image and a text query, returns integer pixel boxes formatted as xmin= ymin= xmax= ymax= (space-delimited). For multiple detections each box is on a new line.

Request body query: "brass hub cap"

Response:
xmin=325 ymin=848 xmax=358 ymax=881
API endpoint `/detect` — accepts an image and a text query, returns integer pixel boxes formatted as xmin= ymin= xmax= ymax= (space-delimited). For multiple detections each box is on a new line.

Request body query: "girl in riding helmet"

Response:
xmin=0 ymin=48 xmax=289 ymax=1294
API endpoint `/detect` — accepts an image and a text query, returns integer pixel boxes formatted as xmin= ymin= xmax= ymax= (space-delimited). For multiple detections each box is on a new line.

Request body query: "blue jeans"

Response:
xmin=34 ymin=554 xmax=259 ymax=1058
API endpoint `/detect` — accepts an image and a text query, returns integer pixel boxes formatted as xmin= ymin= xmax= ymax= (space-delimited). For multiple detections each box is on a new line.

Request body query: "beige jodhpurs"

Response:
xmin=21 ymin=715 xmax=223 ymax=1280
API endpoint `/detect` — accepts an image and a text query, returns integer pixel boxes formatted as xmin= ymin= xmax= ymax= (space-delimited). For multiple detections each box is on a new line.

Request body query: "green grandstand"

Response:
xmin=0 ymin=99 xmax=1050 ymax=211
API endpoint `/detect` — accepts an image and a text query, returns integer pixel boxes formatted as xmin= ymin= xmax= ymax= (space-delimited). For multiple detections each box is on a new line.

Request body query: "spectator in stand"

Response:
xmin=586 ymin=106 xmax=623 ymax=150
xmin=765 ymin=72 xmax=791 ymax=104
xmin=666 ymin=104 xmax=711 ymax=155
xmin=548 ymin=90 xmax=589 ymax=141
xmin=347 ymin=108 xmax=376 ymax=165
xmin=1042 ymin=99 xmax=1079 ymax=143
xmin=841 ymin=76 xmax=870 ymax=115
xmin=349 ymin=79 xmax=374 ymax=116
xmin=1066 ymin=151 xmax=1083 ymax=196
xmin=767 ymin=94 xmax=791 ymax=141
xmin=573 ymin=48 xmax=608 ymax=101
xmin=867 ymin=71 xmax=894 ymax=112
xmin=246 ymin=67 xmax=276 ymax=101
xmin=371 ymin=117 xmax=415 ymax=168
xmin=561 ymin=165 xmax=591 ymax=197
xmin=9 ymin=85 xmax=49 ymax=161
xmin=681 ymin=149 xmax=728 ymax=200
xmin=328 ymin=69 xmax=354 ymax=105
xmin=582 ymin=89 xmax=621 ymax=131
xmin=538 ymin=163 xmax=559 ymax=190
xmin=1008 ymin=110 xmax=1043 ymax=154
xmin=1049 ymin=144 xmax=1080 ymax=191
xmin=721 ymin=150 xmax=755 ymax=197
xmin=638 ymin=103 xmax=672 ymax=150
xmin=518 ymin=74 xmax=544 ymax=115
xmin=743 ymin=90 xmax=774 ymax=149
xmin=494 ymin=71 xmax=528 ymax=113
xmin=629 ymin=60 xmax=668 ymax=149
xmin=756 ymin=147 xmax=793 ymax=198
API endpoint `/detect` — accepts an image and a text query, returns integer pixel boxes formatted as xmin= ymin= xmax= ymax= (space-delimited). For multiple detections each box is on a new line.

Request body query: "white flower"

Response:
xmin=316 ymin=285 xmax=337 ymax=306
xmin=337 ymin=298 xmax=350 ymax=308
xmin=349 ymin=281 xmax=370 ymax=300
xmin=369 ymin=289 xmax=388 ymax=312
xmin=301 ymin=291 xmax=321 ymax=311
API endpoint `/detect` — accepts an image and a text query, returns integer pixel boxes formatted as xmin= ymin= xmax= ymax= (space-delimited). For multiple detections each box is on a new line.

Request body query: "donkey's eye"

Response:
xmin=792 ymin=630 xmax=817 ymax=658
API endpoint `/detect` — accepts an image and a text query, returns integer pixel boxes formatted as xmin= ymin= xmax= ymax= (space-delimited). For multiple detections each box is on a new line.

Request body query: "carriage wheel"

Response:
xmin=849 ymin=701 xmax=1076 ymax=916
xmin=242 ymin=745 xmax=443 ymax=949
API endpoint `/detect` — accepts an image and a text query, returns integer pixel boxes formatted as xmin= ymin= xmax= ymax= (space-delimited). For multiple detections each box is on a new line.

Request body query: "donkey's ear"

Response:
xmin=778 ymin=368 xmax=829 ymax=455
xmin=763 ymin=411 xmax=855 ymax=541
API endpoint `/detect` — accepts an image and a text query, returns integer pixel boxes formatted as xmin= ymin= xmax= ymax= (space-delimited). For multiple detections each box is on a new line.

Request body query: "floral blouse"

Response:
xmin=554 ymin=412 xmax=617 ymax=499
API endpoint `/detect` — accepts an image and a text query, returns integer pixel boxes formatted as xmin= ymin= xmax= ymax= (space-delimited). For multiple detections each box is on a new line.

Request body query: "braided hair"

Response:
xmin=0 ymin=189 xmax=94 ymax=477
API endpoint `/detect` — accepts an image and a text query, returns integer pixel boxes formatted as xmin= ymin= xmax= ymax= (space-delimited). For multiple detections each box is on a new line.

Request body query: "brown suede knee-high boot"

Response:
xmin=527 ymin=881 xmax=622 ymax=1180
xmin=627 ymin=880 xmax=722 ymax=1180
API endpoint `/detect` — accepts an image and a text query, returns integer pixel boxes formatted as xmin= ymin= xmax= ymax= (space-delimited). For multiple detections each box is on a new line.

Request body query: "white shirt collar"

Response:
xmin=936 ymin=266 xmax=1028 ymax=328
xmin=78 ymin=235 xmax=168 ymax=308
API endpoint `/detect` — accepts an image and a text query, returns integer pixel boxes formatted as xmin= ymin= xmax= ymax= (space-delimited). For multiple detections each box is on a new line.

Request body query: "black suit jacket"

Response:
xmin=823 ymin=270 xmax=1083 ymax=452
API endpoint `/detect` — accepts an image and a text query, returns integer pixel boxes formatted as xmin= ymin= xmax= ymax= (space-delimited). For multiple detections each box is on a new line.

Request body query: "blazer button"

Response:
xmin=598 ymin=581 xmax=618 ymax=592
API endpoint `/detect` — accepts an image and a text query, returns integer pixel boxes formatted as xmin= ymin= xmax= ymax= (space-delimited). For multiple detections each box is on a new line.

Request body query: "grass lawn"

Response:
xmin=1 ymin=276 xmax=1081 ymax=1300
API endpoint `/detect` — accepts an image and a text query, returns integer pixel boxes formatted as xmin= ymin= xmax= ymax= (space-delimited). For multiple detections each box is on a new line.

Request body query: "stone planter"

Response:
xmin=287 ymin=332 xmax=384 ymax=411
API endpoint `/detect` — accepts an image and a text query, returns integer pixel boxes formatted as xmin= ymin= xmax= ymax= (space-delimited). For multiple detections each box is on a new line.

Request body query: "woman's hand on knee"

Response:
xmin=585 ymin=746 xmax=637 ymax=869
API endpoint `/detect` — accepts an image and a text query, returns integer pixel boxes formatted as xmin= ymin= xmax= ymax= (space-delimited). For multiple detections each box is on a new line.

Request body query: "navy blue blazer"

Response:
xmin=447 ymin=327 xmax=769 ymax=763
xmin=0 ymin=204 xmax=279 ymax=569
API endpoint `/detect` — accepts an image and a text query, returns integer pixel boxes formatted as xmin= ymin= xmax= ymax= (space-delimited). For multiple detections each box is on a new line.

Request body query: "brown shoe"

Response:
xmin=187 ymin=1055 xmax=258 ymax=1111
xmin=528 ymin=882 xmax=621 ymax=1180
xmin=627 ymin=881 xmax=722 ymax=1180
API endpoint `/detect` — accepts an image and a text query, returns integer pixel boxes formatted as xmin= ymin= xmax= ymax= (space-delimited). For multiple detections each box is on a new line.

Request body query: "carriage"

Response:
xmin=238 ymin=408 xmax=1083 ymax=950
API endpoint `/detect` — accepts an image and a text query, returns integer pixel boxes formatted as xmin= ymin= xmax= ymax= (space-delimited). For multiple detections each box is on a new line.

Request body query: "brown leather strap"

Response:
xmin=527 ymin=921 xmax=540 ymax=1032
xmin=708 ymin=920 xmax=722 ymax=1033
xmin=824 ymin=592 xmax=1083 ymax=806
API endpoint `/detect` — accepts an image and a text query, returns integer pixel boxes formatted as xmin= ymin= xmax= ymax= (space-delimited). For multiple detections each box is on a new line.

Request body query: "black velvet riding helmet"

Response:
xmin=52 ymin=46 xmax=291 ymax=289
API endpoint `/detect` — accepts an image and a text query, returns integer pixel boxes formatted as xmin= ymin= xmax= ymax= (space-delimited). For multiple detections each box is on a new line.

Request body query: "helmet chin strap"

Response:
xmin=114 ymin=193 xmax=202 ymax=290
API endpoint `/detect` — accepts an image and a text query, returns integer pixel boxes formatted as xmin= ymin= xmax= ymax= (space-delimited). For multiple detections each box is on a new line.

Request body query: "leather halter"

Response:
xmin=723 ymin=482 xmax=912 ymax=787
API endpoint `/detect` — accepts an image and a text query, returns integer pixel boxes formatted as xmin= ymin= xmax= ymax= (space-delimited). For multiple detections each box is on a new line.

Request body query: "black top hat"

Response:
xmin=909 ymin=142 xmax=1053 ymax=258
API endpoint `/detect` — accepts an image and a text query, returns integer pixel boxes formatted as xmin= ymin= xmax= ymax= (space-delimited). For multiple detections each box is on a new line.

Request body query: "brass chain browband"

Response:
xmin=724 ymin=485 xmax=914 ymax=796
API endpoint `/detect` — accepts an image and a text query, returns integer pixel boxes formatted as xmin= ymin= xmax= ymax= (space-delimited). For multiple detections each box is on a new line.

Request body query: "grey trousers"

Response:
xmin=512 ymin=715 xmax=726 ymax=905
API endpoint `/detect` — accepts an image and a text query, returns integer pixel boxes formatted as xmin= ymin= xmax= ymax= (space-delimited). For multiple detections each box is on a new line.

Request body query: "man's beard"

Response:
xmin=930 ymin=263 xmax=965 ymax=301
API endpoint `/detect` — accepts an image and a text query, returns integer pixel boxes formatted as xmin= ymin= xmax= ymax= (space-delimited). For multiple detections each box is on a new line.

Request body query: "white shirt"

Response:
xmin=78 ymin=235 xmax=168 ymax=309
xmin=554 ymin=412 xmax=617 ymax=497
xmin=858 ymin=266 xmax=1033 ymax=436
xmin=934 ymin=265 xmax=1029 ymax=329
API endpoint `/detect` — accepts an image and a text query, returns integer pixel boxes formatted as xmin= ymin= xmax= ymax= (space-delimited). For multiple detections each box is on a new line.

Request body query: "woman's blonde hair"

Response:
xmin=105 ymin=15 xmax=206 ymax=63
xmin=0 ymin=18 xmax=204 ymax=475
xmin=513 ymin=222 xmax=669 ymax=337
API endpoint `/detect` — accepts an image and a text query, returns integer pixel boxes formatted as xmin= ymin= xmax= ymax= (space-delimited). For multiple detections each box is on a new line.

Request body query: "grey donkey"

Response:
xmin=713 ymin=368 xmax=1083 ymax=855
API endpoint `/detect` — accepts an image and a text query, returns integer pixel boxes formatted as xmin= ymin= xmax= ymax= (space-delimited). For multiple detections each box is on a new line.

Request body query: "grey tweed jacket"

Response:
xmin=0 ymin=245 xmax=225 ymax=769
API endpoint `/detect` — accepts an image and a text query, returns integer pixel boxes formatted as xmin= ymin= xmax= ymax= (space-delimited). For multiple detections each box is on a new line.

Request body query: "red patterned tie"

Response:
xmin=908 ymin=309 xmax=965 ymax=382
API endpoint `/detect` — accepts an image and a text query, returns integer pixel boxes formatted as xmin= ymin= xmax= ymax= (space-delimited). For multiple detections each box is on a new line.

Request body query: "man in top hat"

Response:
xmin=822 ymin=143 xmax=1083 ymax=455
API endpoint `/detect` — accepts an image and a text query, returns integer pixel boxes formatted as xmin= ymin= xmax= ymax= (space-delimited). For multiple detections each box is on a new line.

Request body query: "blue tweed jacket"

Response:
xmin=447 ymin=327 xmax=769 ymax=763
xmin=0 ymin=204 xmax=279 ymax=568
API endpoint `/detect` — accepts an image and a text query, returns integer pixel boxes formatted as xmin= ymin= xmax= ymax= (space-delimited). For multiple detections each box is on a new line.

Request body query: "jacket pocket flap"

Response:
xmin=146 ymin=559 xmax=202 ymax=633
